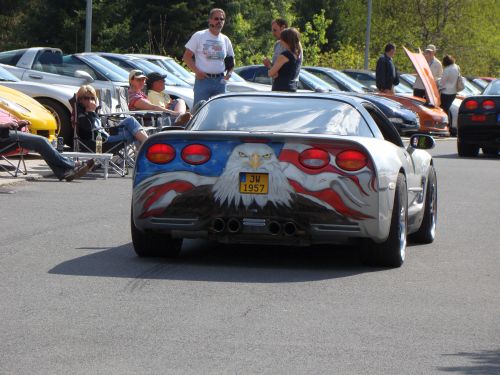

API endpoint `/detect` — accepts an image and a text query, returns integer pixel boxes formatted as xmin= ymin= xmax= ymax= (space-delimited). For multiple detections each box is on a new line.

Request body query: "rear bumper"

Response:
xmin=133 ymin=212 xmax=384 ymax=246
xmin=458 ymin=116 xmax=500 ymax=146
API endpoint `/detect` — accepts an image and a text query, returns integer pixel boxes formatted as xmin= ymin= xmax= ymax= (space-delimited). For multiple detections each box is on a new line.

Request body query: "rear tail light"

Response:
xmin=181 ymin=144 xmax=211 ymax=165
xmin=146 ymin=144 xmax=176 ymax=164
xmin=336 ymin=150 xmax=368 ymax=171
xmin=464 ymin=100 xmax=478 ymax=110
xmin=299 ymin=148 xmax=330 ymax=169
xmin=471 ymin=115 xmax=486 ymax=122
xmin=482 ymin=100 xmax=495 ymax=110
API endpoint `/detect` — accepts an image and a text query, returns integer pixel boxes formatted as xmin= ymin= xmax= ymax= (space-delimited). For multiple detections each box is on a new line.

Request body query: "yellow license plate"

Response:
xmin=239 ymin=173 xmax=268 ymax=194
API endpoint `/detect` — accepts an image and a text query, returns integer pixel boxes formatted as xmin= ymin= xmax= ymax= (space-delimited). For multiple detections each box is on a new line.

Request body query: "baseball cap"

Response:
xmin=424 ymin=44 xmax=437 ymax=52
xmin=128 ymin=69 xmax=146 ymax=82
xmin=146 ymin=72 xmax=167 ymax=85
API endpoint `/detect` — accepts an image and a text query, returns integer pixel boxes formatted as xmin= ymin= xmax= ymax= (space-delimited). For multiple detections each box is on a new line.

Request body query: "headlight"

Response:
xmin=388 ymin=117 xmax=403 ymax=124
xmin=0 ymin=97 xmax=31 ymax=116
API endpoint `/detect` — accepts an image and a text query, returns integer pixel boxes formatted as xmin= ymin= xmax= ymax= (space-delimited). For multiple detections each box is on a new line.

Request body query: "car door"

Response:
xmin=17 ymin=50 xmax=81 ymax=87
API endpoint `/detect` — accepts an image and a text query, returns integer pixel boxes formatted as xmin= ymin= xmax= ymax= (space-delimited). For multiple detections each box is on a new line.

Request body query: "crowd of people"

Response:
xmin=376 ymin=42 xmax=462 ymax=123
xmin=1 ymin=6 xmax=466 ymax=182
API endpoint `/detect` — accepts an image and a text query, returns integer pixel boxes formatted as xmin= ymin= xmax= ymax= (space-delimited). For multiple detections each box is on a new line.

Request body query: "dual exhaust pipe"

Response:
xmin=212 ymin=218 xmax=297 ymax=236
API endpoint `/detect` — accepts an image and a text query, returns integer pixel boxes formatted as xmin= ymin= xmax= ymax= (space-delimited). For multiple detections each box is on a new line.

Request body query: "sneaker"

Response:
xmin=64 ymin=159 xmax=95 ymax=181
xmin=174 ymin=112 xmax=192 ymax=126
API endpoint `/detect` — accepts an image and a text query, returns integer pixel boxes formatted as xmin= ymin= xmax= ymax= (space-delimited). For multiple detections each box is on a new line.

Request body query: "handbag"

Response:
xmin=456 ymin=66 xmax=465 ymax=92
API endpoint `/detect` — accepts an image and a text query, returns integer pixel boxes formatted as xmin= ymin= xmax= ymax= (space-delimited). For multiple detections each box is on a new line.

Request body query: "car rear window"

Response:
xmin=191 ymin=95 xmax=373 ymax=137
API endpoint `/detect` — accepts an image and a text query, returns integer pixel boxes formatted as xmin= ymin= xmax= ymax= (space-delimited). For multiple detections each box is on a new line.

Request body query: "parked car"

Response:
xmin=131 ymin=92 xmax=437 ymax=268
xmin=0 ymin=63 xmax=75 ymax=143
xmin=303 ymin=66 xmax=373 ymax=93
xmin=94 ymin=52 xmax=194 ymax=108
xmin=129 ymin=53 xmax=271 ymax=92
xmin=0 ymin=85 xmax=57 ymax=141
xmin=303 ymin=67 xmax=419 ymax=135
xmin=342 ymin=50 xmax=450 ymax=136
xmin=342 ymin=69 xmax=414 ymax=94
xmin=235 ymin=65 xmax=333 ymax=92
xmin=127 ymin=53 xmax=196 ymax=85
xmin=341 ymin=93 xmax=420 ymax=135
xmin=399 ymin=72 xmax=461 ymax=135
xmin=457 ymin=78 xmax=500 ymax=156
xmin=0 ymin=47 xmax=129 ymax=94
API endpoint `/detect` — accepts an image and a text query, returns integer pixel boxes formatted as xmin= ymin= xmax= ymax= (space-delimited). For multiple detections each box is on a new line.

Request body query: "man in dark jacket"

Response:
xmin=376 ymin=43 xmax=399 ymax=93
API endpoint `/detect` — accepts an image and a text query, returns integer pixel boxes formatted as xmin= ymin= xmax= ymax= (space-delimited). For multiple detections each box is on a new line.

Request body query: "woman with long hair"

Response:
xmin=267 ymin=27 xmax=302 ymax=92
xmin=438 ymin=55 xmax=460 ymax=124
xmin=76 ymin=84 xmax=148 ymax=145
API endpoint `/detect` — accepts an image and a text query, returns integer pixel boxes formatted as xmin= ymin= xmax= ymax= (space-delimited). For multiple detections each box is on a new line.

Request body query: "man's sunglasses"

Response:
xmin=212 ymin=17 xmax=225 ymax=21
xmin=133 ymin=71 xmax=145 ymax=77
xmin=80 ymin=96 xmax=95 ymax=100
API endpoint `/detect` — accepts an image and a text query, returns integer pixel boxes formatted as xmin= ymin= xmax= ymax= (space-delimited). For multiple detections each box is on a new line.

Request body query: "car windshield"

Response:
xmin=299 ymin=70 xmax=336 ymax=92
xmin=129 ymin=58 xmax=191 ymax=87
xmin=76 ymin=54 xmax=129 ymax=81
xmin=191 ymin=95 xmax=373 ymax=136
xmin=483 ymin=79 xmax=500 ymax=95
xmin=329 ymin=70 xmax=369 ymax=93
xmin=0 ymin=65 xmax=20 ymax=81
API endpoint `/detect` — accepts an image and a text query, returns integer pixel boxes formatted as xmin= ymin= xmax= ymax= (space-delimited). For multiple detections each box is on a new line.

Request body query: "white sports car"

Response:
xmin=131 ymin=92 xmax=438 ymax=268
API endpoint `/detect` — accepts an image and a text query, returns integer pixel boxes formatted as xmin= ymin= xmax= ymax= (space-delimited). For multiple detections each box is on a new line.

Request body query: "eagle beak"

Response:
xmin=249 ymin=153 xmax=261 ymax=169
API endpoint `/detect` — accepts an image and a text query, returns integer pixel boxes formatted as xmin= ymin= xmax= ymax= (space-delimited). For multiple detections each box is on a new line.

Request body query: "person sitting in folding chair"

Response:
xmin=0 ymin=109 xmax=94 ymax=181
xmin=128 ymin=70 xmax=191 ymax=126
xmin=75 ymin=85 xmax=149 ymax=146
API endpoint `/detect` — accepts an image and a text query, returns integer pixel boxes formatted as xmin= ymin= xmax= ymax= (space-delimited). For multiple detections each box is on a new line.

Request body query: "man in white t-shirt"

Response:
xmin=183 ymin=8 xmax=235 ymax=107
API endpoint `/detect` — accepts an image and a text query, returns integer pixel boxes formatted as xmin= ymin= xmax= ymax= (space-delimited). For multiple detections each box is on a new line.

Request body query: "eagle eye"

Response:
xmin=238 ymin=152 xmax=248 ymax=158
xmin=262 ymin=153 xmax=271 ymax=159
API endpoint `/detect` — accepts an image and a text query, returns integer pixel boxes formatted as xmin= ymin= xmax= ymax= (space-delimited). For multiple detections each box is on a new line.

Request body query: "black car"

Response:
xmin=457 ymin=79 xmax=500 ymax=156
xmin=304 ymin=67 xmax=419 ymax=135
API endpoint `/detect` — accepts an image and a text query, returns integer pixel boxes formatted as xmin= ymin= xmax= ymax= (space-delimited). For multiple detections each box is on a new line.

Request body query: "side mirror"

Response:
xmin=409 ymin=134 xmax=435 ymax=150
xmin=74 ymin=70 xmax=94 ymax=83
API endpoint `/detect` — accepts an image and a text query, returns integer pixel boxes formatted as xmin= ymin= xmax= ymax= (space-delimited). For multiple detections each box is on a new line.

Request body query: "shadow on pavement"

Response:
xmin=49 ymin=239 xmax=383 ymax=283
xmin=437 ymin=349 xmax=500 ymax=374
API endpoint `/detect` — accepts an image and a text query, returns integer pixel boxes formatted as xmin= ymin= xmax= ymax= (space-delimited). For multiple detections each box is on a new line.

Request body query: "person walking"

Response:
xmin=183 ymin=8 xmax=235 ymax=107
xmin=438 ymin=55 xmax=460 ymax=124
xmin=267 ymin=28 xmax=302 ymax=92
xmin=413 ymin=44 xmax=443 ymax=98
xmin=376 ymin=43 xmax=399 ymax=94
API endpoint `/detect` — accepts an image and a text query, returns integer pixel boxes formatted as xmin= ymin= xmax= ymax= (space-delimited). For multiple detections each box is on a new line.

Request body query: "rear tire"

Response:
xmin=361 ymin=173 xmax=408 ymax=268
xmin=131 ymin=212 xmax=182 ymax=258
xmin=457 ymin=139 xmax=479 ymax=157
xmin=37 ymin=98 xmax=72 ymax=147
xmin=410 ymin=166 xmax=437 ymax=243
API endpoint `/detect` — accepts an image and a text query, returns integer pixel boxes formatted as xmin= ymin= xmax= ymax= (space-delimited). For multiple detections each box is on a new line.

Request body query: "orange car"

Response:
xmin=374 ymin=47 xmax=450 ymax=136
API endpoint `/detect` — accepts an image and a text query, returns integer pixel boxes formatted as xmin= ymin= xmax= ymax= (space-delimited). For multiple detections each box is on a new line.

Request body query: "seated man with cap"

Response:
xmin=146 ymin=72 xmax=190 ymax=124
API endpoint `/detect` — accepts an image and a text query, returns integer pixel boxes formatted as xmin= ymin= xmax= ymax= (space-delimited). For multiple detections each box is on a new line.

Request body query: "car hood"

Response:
xmin=403 ymin=47 xmax=440 ymax=107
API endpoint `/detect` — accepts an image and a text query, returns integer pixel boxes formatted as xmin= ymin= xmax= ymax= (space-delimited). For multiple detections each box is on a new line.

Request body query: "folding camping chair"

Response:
xmin=0 ymin=126 xmax=28 ymax=178
xmin=70 ymin=89 xmax=134 ymax=176
xmin=114 ymin=86 xmax=170 ymax=134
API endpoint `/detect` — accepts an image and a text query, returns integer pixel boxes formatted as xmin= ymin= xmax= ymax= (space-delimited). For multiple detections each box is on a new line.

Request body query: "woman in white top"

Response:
xmin=438 ymin=55 xmax=460 ymax=123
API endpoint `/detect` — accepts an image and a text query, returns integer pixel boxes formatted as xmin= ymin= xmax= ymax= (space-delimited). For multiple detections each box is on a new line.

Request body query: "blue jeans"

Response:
xmin=193 ymin=77 xmax=227 ymax=107
xmin=9 ymin=131 xmax=74 ymax=179
xmin=106 ymin=117 xmax=142 ymax=144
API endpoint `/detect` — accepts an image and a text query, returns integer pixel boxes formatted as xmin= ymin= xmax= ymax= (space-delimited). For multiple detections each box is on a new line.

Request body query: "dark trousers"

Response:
xmin=413 ymin=88 xmax=426 ymax=98
xmin=440 ymin=93 xmax=456 ymax=129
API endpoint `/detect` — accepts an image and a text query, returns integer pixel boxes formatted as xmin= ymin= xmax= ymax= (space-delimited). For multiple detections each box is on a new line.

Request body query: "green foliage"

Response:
xmin=0 ymin=0 xmax=498 ymax=75
xmin=301 ymin=10 xmax=332 ymax=65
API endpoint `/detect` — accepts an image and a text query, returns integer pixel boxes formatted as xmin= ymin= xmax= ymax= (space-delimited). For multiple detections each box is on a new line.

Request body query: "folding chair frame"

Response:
xmin=0 ymin=129 xmax=28 ymax=177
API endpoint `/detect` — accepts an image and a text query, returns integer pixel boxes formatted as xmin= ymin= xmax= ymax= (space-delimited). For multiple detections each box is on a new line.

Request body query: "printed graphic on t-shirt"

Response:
xmin=202 ymin=39 xmax=225 ymax=60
